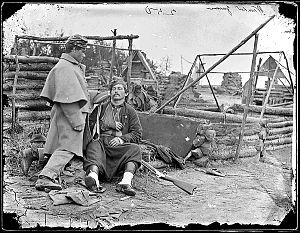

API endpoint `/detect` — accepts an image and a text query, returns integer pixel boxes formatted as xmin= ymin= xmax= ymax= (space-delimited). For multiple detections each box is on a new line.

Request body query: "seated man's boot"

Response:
xmin=20 ymin=148 xmax=38 ymax=176
xmin=35 ymin=175 xmax=62 ymax=191
xmin=116 ymin=183 xmax=136 ymax=196
xmin=85 ymin=165 xmax=106 ymax=193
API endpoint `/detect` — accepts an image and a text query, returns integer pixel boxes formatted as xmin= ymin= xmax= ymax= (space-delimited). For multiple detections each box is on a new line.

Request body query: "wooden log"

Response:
xmin=9 ymin=91 xmax=42 ymax=101
xmin=163 ymin=106 xmax=266 ymax=124
xmin=4 ymin=55 xmax=59 ymax=64
xmin=266 ymin=132 xmax=293 ymax=140
xmin=3 ymin=110 xmax=50 ymax=122
xmin=17 ymin=34 xmax=139 ymax=41
xmin=3 ymin=82 xmax=44 ymax=91
xmin=231 ymin=103 xmax=293 ymax=116
xmin=266 ymin=143 xmax=292 ymax=151
xmin=15 ymin=99 xmax=50 ymax=111
xmin=5 ymin=63 xmax=55 ymax=71
xmin=266 ymin=121 xmax=293 ymax=128
xmin=268 ymin=126 xmax=293 ymax=136
xmin=264 ymin=137 xmax=292 ymax=146
xmin=3 ymin=71 xmax=49 ymax=80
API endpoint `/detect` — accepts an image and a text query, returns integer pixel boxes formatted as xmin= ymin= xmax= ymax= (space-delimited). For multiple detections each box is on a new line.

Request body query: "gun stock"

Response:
xmin=142 ymin=160 xmax=196 ymax=195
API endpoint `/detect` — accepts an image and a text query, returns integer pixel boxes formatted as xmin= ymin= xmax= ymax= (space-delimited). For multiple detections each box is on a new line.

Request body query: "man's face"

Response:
xmin=111 ymin=84 xmax=128 ymax=102
xmin=72 ymin=47 xmax=86 ymax=63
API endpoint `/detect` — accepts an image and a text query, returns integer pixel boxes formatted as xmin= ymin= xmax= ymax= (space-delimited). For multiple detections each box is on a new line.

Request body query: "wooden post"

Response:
xmin=233 ymin=34 xmax=259 ymax=162
xmin=260 ymin=53 xmax=283 ymax=120
xmin=109 ymin=29 xmax=117 ymax=82
xmin=250 ymin=57 xmax=262 ymax=105
xmin=12 ymin=38 xmax=20 ymax=132
xmin=127 ymin=38 xmax=133 ymax=89
xmin=198 ymin=56 xmax=221 ymax=111
xmin=173 ymin=56 xmax=198 ymax=107
xmin=155 ymin=15 xmax=275 ymax=113
xmin=282 ymin=51 xmax=294 ymax=93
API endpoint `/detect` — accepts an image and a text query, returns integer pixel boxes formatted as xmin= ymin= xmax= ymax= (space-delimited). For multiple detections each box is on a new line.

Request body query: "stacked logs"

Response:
xmin=186 ymin=121 xmax=262 ymax=165
xmin=261 ymin=120 xmax=294 ymax=151
xmin=3 ymin=55 xmax=58 ymax=126
xmin=156 ymin=72 xmax=186 ymax=103
xmin=3 ymin=55 xmax=108 ymax=127
xmin=253 ymin=86 xmax=293 ymax=106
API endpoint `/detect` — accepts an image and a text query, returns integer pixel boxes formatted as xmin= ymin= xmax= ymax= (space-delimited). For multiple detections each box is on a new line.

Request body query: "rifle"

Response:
xmin=141 ymin=160 xmax=197 ymax=195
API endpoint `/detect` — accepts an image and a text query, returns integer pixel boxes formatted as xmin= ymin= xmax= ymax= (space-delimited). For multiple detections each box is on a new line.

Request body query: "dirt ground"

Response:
xmin=2 ymin=90 xmax=296 ymax=230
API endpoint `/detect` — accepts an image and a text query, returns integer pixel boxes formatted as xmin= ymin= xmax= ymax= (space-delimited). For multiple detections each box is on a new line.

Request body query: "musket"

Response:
xmin=141 ymin=160 xmax=196 ymax=195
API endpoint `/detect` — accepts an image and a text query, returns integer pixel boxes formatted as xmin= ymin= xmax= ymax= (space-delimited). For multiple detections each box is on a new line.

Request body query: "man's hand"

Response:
xmin=115 ymin=121 xmax=123 ymax=131
xmin=73 ymin=124 xmax=84 ymax=132
xmin=109 ymin=137 xmax=124 ymax=147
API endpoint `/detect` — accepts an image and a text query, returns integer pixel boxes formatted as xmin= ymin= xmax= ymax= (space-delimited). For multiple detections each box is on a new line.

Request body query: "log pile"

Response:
xmin=3 ymin=55 xmax=107 ymax=127
xmin=253 ymin=84 xmax=293 ymax=106
xmin=220 ymin=72 xmax=242 ymax=95
xmin=3 ymin=56 xmax=58 ymax=126
xmin=156 ymin=72 xmax=186 ymax=103
xmin=186 ymin=121 xmax=262 ymax=164
xmin=262 ymin=120 xmax=294 ymax=151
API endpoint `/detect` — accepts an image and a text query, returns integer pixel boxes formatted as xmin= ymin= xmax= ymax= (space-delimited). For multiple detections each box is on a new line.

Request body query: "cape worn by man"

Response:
xmin=34 ymin=34 xmax=108 ymax=191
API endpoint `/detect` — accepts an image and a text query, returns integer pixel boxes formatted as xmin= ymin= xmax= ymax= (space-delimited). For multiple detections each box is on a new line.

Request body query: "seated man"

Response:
xmin=128 ymin=83 xmax=151 ymax=112
xmin=83 ymin=76 xmax=142 ymax=196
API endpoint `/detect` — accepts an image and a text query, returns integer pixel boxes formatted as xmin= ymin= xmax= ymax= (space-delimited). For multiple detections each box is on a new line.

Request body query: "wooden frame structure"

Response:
xmin=10 ymin=33 xmax=139 ymax=131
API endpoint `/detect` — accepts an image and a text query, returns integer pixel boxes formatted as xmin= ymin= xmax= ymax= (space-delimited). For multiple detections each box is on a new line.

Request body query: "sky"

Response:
xmin=2 ymin=2 xmax=296 ymax=87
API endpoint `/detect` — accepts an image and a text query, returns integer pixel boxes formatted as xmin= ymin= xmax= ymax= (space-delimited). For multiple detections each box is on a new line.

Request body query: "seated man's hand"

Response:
xmin=109 ymin=137 xmax=124 ymax=147
xmin=115 ymin=121 xmax=123 ymax=131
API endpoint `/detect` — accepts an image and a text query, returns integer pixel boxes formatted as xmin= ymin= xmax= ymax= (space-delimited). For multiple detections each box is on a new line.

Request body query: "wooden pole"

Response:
xmin=198 ymin=56 xmax=221 ymax=111
xmin=17 ymin=34 xmax=139 ymax=41
xmin=260 ymin=53 xmax=283 ymax=120
xmin=127 ymin=39 xmax=133 ymax=89
xmin=109 ymin=29 xmax=117 ymax=82
xmin=173 ymin=56 xmax=198 ymax=107
xmin=282 ymin=51 xmax=294 ymax=93
xmin=250 ymin=57 xmax=262 ymax=105
xmin=155 ymin=15 xmax=275 ymax=113
xmin=233 ymin=34 xmax=259 ymax=162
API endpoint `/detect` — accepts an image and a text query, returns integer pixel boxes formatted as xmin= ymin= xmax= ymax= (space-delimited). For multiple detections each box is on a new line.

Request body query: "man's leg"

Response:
xmin=35 ymin=149 xmax=74 ymax=191
xmin=116 ymin=161 xmax=138 ymax=196
xmin=83 ymin=140 xmax=106 ymax=192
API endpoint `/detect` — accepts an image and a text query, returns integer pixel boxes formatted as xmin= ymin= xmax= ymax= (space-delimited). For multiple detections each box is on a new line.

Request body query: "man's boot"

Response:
xmin=85 ymin=165 xmax=106 ymax=193
xmin=35 ymin=175 xmax=62 ymax=191
xmin=20 ymin=148 xmax=38 ymax=176
xmin=116 ymin=162 xmax=137 ymax=196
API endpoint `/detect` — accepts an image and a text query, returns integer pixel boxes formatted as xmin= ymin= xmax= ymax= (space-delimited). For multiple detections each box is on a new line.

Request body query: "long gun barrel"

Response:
xmin=141 ymin=160 xmax=196 ymax=195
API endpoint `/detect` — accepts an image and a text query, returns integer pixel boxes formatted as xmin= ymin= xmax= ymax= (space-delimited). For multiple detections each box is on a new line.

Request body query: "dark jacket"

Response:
xmin=83 ymin=99 xmax=142 ymax=152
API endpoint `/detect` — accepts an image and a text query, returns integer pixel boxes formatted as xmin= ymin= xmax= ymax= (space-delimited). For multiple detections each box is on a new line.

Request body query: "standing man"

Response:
xmin=83 ymin=76 xmax=142 ymax=196
xmin=35 ymin=34 xmax=108 ymax=191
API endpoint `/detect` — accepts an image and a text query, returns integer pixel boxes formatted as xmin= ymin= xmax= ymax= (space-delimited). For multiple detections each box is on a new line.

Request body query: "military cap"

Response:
xmin=65 ymin=34 xmax=88 ymax=48
xmin=109 ymin=76 xmax=128 ymax=91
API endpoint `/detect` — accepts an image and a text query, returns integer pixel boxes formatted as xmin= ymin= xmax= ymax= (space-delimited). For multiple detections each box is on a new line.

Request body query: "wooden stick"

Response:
xmin=127 ymin=39 xmax=133 ymax=88
xmin=11 ymin=55 xmax=20 ymax=131
xmin=154 ymin=15 xmax=275 ymax=113
xmin=234 ymin=33 xmax=259 ymax=162
xmin=173 ymin=56 xmax=198 ymax=108
xmin=17 ymin=34 xmax=139 ymax=41
xmin=250 ymin=58 xmax=262 ymax=105
xmin=231 ymin=103 xmax=293 ymax=116
xmin=109 ymin=29 xmax=117 ymax=81
xmin=270 ymin=101 xmax=294 ymax=107
xmin=260 ymin=53 xmax=283 ymax=120
xmin=4 ymin=55 xmax=59 ymax=64
xmin=199 ymin=56 xmax=221 ymax=111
